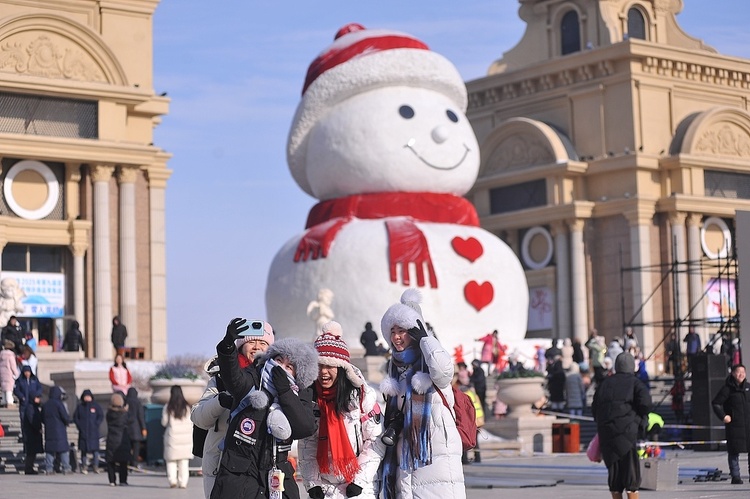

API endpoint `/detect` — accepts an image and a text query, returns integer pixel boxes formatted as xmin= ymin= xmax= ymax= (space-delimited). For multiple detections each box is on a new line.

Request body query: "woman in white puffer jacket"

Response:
xmin=298 ymin=322 xmax=385 ymax=499
xmin=378 ymin=289 xmax=465 ymax=499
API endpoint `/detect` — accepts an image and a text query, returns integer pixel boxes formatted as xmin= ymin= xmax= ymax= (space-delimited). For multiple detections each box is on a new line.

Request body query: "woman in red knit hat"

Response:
xmin=298 ymin=321 xmax=385 ymax=499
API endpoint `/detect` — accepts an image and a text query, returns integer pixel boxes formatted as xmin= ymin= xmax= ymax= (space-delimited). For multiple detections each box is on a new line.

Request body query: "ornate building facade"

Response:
xmin=0 ymin=0 xmax=170 ymax=360
xmin=466 ymin=0 xmax=748 ymax=371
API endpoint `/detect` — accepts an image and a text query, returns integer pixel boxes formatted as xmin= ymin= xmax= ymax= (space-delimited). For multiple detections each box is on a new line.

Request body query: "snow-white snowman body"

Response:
xmin=266 ymin=25 xmax=528 ymax=353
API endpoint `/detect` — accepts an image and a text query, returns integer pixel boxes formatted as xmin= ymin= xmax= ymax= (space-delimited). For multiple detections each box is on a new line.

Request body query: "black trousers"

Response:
xmin=107 ymin=460 xmax=129 ymax=484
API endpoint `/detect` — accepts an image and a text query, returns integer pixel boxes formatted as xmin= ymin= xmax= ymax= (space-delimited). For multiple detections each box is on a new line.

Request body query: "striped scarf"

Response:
xmin=381 ymin=346 xmax=433 ymax=499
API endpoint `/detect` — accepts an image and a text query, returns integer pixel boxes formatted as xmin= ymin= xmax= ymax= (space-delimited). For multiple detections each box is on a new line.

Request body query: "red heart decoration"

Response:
xmin=464 ymin=281 xmax=494 ymax=311
xmin=451 ymin=237 xmax=483 ymax=263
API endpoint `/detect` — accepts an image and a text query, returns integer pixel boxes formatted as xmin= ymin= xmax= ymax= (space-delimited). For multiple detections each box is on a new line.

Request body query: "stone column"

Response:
xmin=551 ymin=221 xmax=571 ymax=339
xmin=146 ymin=166 xmax=171 ymax=361
xmin=64 ymin=163 xmax=81 ymax=220
xmin=686 ymin=213 xmax=706 ymax=340
xmin=70 ymin=242 xmax=87 ymax=334
xmin=118 ymin=166 xmax=139 ymax=348
xmin=568 ymin=219 xmax=588 ymax=344
xmin=669 ymin=212 xmax=689 ymax=339
xmin=624 ymin=205 xmax=656 ymax=363
xmin=91 ymin=165 xmax=114 ymax=359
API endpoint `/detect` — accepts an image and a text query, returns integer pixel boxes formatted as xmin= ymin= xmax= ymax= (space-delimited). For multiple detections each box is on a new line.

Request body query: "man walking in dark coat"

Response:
xmin=592 ymin=353 xmax=652 ymax=499
xmin=470 ymin=359 xmax=488 ymax=414
xmin=125 ymin=387 xmax=147 ymax=468
xmin=14 ymin=365 xmax=41 ymax=453
xmin=74 ymin=389 xmax=104 ymax=474
xmin=111 ymin=316 xmax=128 ymax=351
xmin=1 ymin=316 xmax=25 ymax=355
xmin=62 ymin=321 xmax=85 ymax=352
xmin=22 ymin=391 xmax=44 ymax=474
xmin=42 ymin=385 xmax=72 ymax=474
xmin=712 ymin=363 xmax=750 ymax=484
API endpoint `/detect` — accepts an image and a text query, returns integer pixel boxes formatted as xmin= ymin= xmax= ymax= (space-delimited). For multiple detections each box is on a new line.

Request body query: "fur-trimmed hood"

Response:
xmin=259 ymin=337 xmax=319 ymax=389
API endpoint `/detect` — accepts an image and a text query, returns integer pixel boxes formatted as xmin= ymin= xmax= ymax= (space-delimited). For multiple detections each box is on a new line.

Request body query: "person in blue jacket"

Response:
xmin=42 ymin=385 xmax=72 ymax=474
xmin=74 ymin=389 xmax=104 ymax=474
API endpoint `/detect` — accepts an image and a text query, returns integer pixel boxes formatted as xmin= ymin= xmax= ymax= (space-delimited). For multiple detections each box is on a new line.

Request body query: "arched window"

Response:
xmin=560 ymin=10 xmax=581 ymax=55
xmin=627 ymin=7 xmax=647 ymax=40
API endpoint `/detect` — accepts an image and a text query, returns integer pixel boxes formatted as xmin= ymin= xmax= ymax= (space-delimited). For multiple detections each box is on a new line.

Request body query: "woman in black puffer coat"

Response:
xmin=592 ymin=353 xmax=651 ymax=499
xmin=210 ymin=319 xmax=318 ymax=499
xmin=712 ymin=364 xmax=750 ymax=485
xmin=105 ymin=392 xmax=132 ymax=486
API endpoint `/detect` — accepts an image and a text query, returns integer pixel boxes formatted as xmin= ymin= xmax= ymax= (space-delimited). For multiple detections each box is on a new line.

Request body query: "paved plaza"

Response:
xmin=1 ymin=450 xmax=747 ymax=498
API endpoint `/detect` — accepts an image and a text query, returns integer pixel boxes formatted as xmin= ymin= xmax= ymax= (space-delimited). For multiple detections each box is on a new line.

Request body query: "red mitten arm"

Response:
xmin=294 ymin=217 xmax=351 ymax=262
xmin=385 ymin=219 xmax=437 ymax=288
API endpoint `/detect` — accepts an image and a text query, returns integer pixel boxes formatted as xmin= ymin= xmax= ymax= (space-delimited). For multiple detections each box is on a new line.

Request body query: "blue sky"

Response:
xmin=152 ymin=1 xmax=750 ymax=358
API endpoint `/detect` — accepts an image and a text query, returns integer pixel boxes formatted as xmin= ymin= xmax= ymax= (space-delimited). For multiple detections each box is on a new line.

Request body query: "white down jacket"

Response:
xmin=190 ymin=369 xmax=228 ymax=499
xmin=384 ymin=336 xmax=466 ymax=499
xmin=298 ymin=371 xmax=386 ymax=498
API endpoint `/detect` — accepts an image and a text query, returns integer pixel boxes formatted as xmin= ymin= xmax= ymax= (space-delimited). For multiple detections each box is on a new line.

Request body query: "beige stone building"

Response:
xmin=0 ymin=0 xmax=170 ymax=361
xmin=466 ymin=0 xmax=747 ymax=371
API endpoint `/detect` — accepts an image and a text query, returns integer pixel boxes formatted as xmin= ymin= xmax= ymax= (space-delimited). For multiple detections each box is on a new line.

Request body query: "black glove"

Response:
xmin=307 ymin=486 xmax=324 ymax=499
xmin=345 ymin=483 xmax=363 ymax=497
xmin=408 ymin=319 xmax=429 ymax=343
xmin=222 ymin=318 xmax=248 ymax=347
xmin=218 ymin=392 xmax=233 ymax=409
xmin=271 ymin=365 xmax=292 ymax=396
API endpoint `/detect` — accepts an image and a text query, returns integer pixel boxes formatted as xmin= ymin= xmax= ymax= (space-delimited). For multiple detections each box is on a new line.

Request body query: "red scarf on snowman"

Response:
xmin=294 ymin=192 xmax=479 ymax=288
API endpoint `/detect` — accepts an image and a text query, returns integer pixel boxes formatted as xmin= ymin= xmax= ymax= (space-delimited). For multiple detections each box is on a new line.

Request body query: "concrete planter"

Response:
xmin=494 ymin=376 xmax=545 ymax=416
xmin=149 ymin=378 xmax=206 ymax=405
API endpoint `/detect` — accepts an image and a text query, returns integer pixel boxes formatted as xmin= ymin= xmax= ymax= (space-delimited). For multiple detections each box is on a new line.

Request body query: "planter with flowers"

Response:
xmin=149 ymin=358 xmax=207 ymax=405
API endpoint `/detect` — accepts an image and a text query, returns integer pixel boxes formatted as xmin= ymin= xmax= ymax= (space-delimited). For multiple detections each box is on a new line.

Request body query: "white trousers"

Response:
xmin=166 ymin=459 xmax=189 ymax=488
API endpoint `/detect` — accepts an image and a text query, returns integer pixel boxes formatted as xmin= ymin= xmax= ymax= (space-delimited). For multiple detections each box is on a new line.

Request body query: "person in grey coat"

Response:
xmin=712 ymin=363 xmax=750 ymax=485
xmin=564 ymin=363 xmax=587 ymax=417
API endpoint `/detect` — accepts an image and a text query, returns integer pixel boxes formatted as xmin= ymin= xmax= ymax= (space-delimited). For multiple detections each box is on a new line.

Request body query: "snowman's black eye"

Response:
xmin=446 ymin=110 xmax=459 ymax=123
xmin=399 ymin=105 xmax=415 ymax=119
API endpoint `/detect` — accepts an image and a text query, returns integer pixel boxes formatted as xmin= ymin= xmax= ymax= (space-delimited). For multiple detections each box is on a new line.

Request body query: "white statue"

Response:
xmin=306 ymin=288 xmax=334 ymax=337
xmin=0 ymin=277 xmax=25 ymax=328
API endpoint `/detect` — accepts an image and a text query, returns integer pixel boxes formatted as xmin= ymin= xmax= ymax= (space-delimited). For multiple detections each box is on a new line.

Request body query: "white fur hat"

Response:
xmin=287 ymin=23 xmax=468 ymax=196
xmin=314 ymin=321 xmax=364 ymax=387
xmin=380 ymin=288 xmax=425 ymax=348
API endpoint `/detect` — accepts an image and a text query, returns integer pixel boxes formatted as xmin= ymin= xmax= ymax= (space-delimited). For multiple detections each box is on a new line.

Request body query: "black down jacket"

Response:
xmin=712 ymin=374 xmax=750 ymax=454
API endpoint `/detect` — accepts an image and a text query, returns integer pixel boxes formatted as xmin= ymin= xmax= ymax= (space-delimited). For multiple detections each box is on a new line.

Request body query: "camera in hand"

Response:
xmin=239 ymin=319 xmax=266 ymax=337
xmin=381 ymin=411 xmax=404 ymax=447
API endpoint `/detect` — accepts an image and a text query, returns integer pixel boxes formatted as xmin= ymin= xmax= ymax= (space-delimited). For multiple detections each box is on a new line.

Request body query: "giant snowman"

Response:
xmin=266 ymin=24 xmax=528 ymax=353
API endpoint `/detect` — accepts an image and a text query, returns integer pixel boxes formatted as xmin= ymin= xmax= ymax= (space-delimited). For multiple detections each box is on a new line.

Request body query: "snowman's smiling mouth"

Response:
xmin=404 ymin=139 xmax=470 ymax=170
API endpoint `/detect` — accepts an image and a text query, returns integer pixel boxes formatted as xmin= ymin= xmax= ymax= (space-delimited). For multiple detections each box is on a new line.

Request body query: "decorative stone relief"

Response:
xmin=695 ymin=124 xmax=750 ymax=158
xmin=486 ymin=135 xmax=554 ymax=173
xmin=0 ymin=33 xmax=105 ymax=82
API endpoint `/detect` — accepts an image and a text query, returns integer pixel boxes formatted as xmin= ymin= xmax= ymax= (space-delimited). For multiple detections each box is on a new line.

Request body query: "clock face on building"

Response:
xmin=3 ymin=160 xmax=60 ymax=220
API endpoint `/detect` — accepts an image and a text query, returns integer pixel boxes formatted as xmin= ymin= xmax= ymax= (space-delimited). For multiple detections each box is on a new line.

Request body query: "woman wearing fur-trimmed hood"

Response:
xmin=212 ymin=319 xmax=318 ymax=499
xmin=378 ymin=289 xmax=465 ymax=499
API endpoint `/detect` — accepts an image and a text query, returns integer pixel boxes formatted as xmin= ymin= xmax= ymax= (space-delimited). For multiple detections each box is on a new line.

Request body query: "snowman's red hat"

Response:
xmin=287 ymin=23 xmax=468 ymax=195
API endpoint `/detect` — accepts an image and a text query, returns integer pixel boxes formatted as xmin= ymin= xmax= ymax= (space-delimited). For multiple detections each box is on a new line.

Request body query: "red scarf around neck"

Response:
xmin=305 ymin=192 xmax=479 ymax=229
xmin=295 ymin=193 xmax=479 ymax=288
xmin=315 ymin=380 xmax=359 ymax=482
